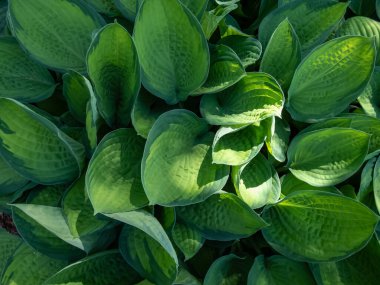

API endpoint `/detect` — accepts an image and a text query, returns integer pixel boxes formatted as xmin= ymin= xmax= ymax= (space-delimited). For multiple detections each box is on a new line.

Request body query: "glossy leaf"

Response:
xmin=358 ymin=67 xmax=380 ymax=118
xmin=0 ymin=154 xmax=29 ymax=195
xmin=262 ymin=191 xmax=379 ymax=262
xmin=8 ymin=0 xmax=105 ymax=72
xmin=180 ymin=0 xmax=208 ymax=19
xmin=200 ymin=72 xmax=284 ymax=125
xmin=142 ymin=109 xmax=229 ymax=206
xmin=266 ymin=117 xmax=291 ymax=162
xmin=172 ymin=221 xmax=205 ymax=261
xmin=133 ymin=0 xmax=209 ymax=104
xmin=114 ymin=0 xmax=140 ymax=21
xmin=373 ymin=156 xmax=380 ymax=214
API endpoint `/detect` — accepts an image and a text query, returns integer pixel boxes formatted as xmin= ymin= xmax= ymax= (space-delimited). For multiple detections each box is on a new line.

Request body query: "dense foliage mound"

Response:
xmin=1 ymin=0 xmax=380 ymax=284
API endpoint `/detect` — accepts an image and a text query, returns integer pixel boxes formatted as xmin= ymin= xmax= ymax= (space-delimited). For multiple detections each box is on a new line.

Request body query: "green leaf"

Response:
xmin=106 ymin=210 xmax=178 ymax=285
xmin=232 ymin=153 xmax=281 ymax=209
xmin=176 ymin=192 xmax=268 ymax=241
xmin=174 ymin=267 xmax=201 ymax=285
xmin=180 ymin=0 xmax=208 ymax=19
xmin=212 ymin=122 xmax=267 ymax=166
xmin=172 ymin=221 xmax=205 ymax=261
xmin=87 ymin=22 xmax=140 ymax=127
xmin=0 ymin=36 xmax=56 ymax=102
xmin=0 ymin=0 xmax=7 ymax=35
xmin=0 ymin=228 xmax=21 ymax=273
xmin=287 ymin=128 xmax=370 ymax=187
xmin=204 ymin=254 xmax=253 ymax=285
xmin=85 ymin=90 xmax=102 ymax=154
xmin=262 ymin=191 xmax=379 ymax=262
xmin=259 ymin=0 xmax=348 ymax=52
xmin=358 ymin=67 xmax=380 ymax=118
xmin=266 ymin=117 xmax=291 ymax=163
xmin=218 ymin=35 xmax=262 ymax=68
xmin=349 ymin=0 xmax=376 ymax=16
xmin=0 ymin=154 xmax=29 ymax=196
xmin=85 ymin=0 xmax=119 ymax=16
xmin=133 ymin=0 xmax=209 ymax=104
xmin=62 ymin=71 xmax=92 ymax=124
xmin=260 ymin=18 xmax=301 ymax=90
xmin=373 ymin=156 xmax=380 ymax=214
xmin=43 ymin=250 xmax=141 ymax=285
xmin=142 ymin=109 xmax=229 ymax=206
xmin=0 ymin=98 xmax=85 ymax=185
xmin=1 ymin=243 xmax=67 ymax=285
xmin=27 ymin=185 xmax=65 ymax=206
xmin=86 ymin=128 xmax=148 ymax=214
xmin=114 ymin=0 xmax=140 ymax=21
xmin=287 ymin=36 xmax=376 ymax=122
xmin=247 ymin=255 xmax=316 ymax=285
xmin=200 ymin=72 xmax=284 ymax=125
xmin=357 ymin=158 xmax=376 ymax=207
xmin=192 ymin=44 xmax=245 ymax=95
xmin=8 ymin=0 xmax=105 ymax=72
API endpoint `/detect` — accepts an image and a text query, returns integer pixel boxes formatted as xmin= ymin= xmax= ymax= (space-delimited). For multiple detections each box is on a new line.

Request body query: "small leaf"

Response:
xmin=373 ymin=156 xmax=380 ymax=214
xmin=172 ymin=221 xmax=205 ymax=261
xmin=262 ymin=191 xmax=379 ymax=262
xmin=358 ymin=67 xmax=380 ymax=118
xmin=266 ymin=117 xmax=291 ymax=162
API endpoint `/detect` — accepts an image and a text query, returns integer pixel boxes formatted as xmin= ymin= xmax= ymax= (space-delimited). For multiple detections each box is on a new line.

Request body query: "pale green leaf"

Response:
xmin=266 ymin=117 xmax=291 ymax=162
xmin=373 ymin=155 xmax=380 ymax=214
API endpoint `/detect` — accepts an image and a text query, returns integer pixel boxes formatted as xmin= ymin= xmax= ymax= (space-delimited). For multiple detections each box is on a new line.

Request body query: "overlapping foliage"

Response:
xmin=0 ymin=0 xmax=380 ymax=284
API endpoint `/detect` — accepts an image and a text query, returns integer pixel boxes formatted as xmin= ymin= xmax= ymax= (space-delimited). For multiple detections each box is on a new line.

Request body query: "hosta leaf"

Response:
xmin=247 ymin=255 xmax=316 ymax=285
xmin=349 ymin=0 xmax=376 ymax=16
xmin=357 ymin=158 xmax=376 ymax=208
xmin=358 ymin=67 xmax=380 ymax=118
xmin=259 ymin=0 xmax=347 ymax=52
xmin=87 ymin=22 xmax=140 ymax=127
xmin=142 ymin=109 xmax=229 ymax=206
xmin=287 ymin=128 xmax=370 ymax=187
xmin=174 ymin=267 xmax=201 ymax=285
xmin=1 ymin=243 xmax=67 ymax=285
xmin=107 ymin=210 xmax=178 ymax=285
xmin=27 ymin=185 xmax=65 ymax=206
xmin=8 ymin=0 xmax=105 ymax=72
xmin=86 ymin=128 xmax=148 ymax=214
xmin=172 ymin=221 xmax=205 ymax=261
xmin=218 ymin=35 xmax=262 ymax=68
xmin=212 ymin=123 xmax=267 ymax=166
xmin=43 ymin=250 xmax=141 ymax=285
xmin=378 ymin=0 xmax=380 ymax=18
xmin=0 ymin=154 xmax=29 ymax=196
xmin=260 ymin=18 xmax=301 ymax=90
xmin=85 ymin=0 xmax=119 ymax=16
xmin=131 ymin=88 xmax=176 ymax=138
xmin=62 ymin=71 xmax=92 ymax=123
xmin=176 ymin=192 xmax=268 ymax=241
xmin=133 ymin=0 xmax=209 ymax=104
xmin=180 ymin=0 xmax=208 ymax=19
xmin=193 ymin=44 xmax=245 ymax=95
xmin=0 ymin=0 xmax=7 ymax=34
xmin=200 ymin=72 xmax=284 ymax=125
xmin=262 ymin=191 xmax=379 ymax=262
xmin=85 ymin=90 xmax=102 ymax=153
xmin=204 ymin=254 xmax=253 ymax=285
xmin=0 ymin=98 xmax=85 ymax=185
xmin=0 ymin=37 xmax=56 ymax=102
xmin=337 ymin=16 xmax=380 ymax=65
xmin=114 ymin=0 xmax=140 ymax=21
xmin=266 ymin=117 xmax=291 ymax=163
xmin=287 ymin=36 xmax=376 ymax=122
xmin=232 ymin=154 xmax=281 ymax=209
xmin=0 ymin=228 xmax=21 ymax=273
xmin=373 ymin=156 xmax=380 ymax=214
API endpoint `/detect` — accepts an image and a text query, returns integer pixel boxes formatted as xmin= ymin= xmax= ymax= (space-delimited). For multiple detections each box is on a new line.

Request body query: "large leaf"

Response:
xmin=0 ymin=228 xmax=21 ymax=273
xmin=0 ymin=98 xmax=85 ymax=185
xmin=180 ymin=0 xmax=208 ymax=19
xmin=287 ymin=128 xmax=370 ymax=187
xmin=200 ymin=72 xmax=284 ymax=125
xmin=86 ymin=128 xmax=148 ymax=214
xmin=232 ymin=153 xmax=281 ymax=209
xmin=0 ymin=36 xmax=56 ymax=102
xmin=0 ymin=154 xmax=29 ymax=196
xmin=247 ymin=255 xmax=316 ymax=285
xmin=133 ymin=0 xmax=209 ymax=104
xmin=176 ymin=192 xmax=268 ymax=241
xmin=259 ymin=0 xmax=347 ymax=52
xmin=262 ymin=191 xmax=379 ymax=262
xmin=260 ymin=18 xmax=301 ymax=90
xmin=8 ymin=0 xmax=105 ymax=72
xmin=87 ymin=22 xmax=140 ymax=127
xmin=287 ymin=36 xmax=376 ymax=122
xmin=106 ymin=210 xmax=178 ymax=285
xmin=43 ymin=250 xmax=141 ymax=285
xmin=172 ymin=221 xmax=205 ymax=261
xmin=349 ymin=0 xmax=376 ymax=16
xmin=373 ymin=156 xmax=380 ymax=214
xmin=114 ymin=0 xmax=140 ymax=21
xmin=358 ymin=67 xmax=380 ymax=118
xmin=141 ymin=109 xmax=229 ymax=206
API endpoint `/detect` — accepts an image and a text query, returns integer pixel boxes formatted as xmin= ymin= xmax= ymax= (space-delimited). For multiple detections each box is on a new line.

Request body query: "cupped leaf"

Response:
xmin=106 ymin=210 xmax=178 ymax=285
xmin=87 ymin=22 xmax=140 ymax=127
xmin=172 ymin=221 xmax=205 ymax=261
xmin=259 ymin=0 xmax=348 ymax=52
xmin=133 ymin=0 xmax=209 ymax=104
xmin=1 ymin=243 xmax=67 ymax=285
xmin=232 ymin=154 xmax=281 ymax=209
xmin=43 ymin=250 xmax=141 ymax=285
xmin=287 ymin=36 xmax=376 ymax=122
xmin=176 ymin=192 xmax=268 ymax=241
xmin=0 ymin=98 xmax=85 ymax=185
xmin=204 ymin=254 xmax=253 ymax=285
xmin=287 ymin=128 xmax=370 ymax=187
xmin=193 ymin=44 xmax=245 ymax=95
xmin=0 ymin=154 xmax=29 ymax=196
xmin=266 ymin=117 xmax=291 ymax=163
xmin=247 ymin=255 xmax=316 ymax=285
xmin=218 ymin=35 xmax=262 ymax=68
xmin=0 ymin=36 xmax=56 ymax=102
xmin=0 ymin=228 xmax=21 ymax=273
xmin=358 ymin=67 xmax=380 ymax=118
xmin=200 ymin=72 xmax=284 ymax=126
xmin=262 ymin=191 xmax=379 ymax=262
xmin=86 ymin=128 xmax=148 ymax=214
xmin=8 ymin=0 xmax=105 ymax=72
xmin=260 ymin=18 xmax=301 ymax=90
xmin=142 ymin=109 xmax=229 ymax=206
